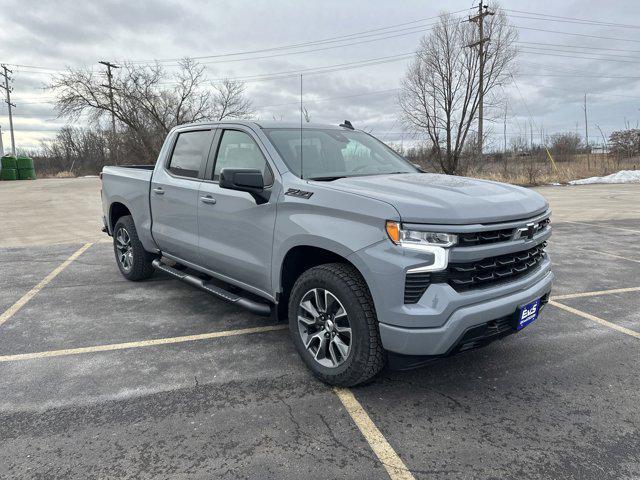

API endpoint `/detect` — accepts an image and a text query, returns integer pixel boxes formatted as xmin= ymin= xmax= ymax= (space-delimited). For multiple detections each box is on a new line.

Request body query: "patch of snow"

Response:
xmin=568 ymin=170 xmax=640 ymax=185
xmin=82 ymin=175 xmax=99 ymax=178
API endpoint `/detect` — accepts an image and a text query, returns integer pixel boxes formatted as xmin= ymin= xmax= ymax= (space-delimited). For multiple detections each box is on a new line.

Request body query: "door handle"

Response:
xmin=200 ymin=195 xmax=217 ymax=205
xmin=152 ymin=187 xmax=164 ymax=195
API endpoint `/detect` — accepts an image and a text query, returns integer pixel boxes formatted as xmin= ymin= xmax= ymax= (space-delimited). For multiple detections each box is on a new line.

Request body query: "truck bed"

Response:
xmin=101 ymin=165 xmax=155 ymax=250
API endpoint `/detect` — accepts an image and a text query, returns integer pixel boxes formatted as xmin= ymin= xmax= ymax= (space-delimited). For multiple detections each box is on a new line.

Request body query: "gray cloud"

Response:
xmin=2 ymin=0 xmax=640 ymax=149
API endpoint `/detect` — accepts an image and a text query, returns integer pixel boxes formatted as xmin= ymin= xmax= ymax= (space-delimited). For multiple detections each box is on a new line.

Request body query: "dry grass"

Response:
xmin=53 ymin=170 xmax=77 ymax=178
xmin=466 ymin=154 xmax=640 ymax=186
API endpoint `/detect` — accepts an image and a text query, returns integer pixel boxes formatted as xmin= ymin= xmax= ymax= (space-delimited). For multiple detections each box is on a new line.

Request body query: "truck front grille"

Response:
xmin=447 ymin=242 xmax=546 ymax=292
xmin=404 ymin=243 xmax=547 ymax=303
xmin=458 ymin=228 xmax=514 ymax=246
xmin=457 ymin=217 xmax=550 ymax=247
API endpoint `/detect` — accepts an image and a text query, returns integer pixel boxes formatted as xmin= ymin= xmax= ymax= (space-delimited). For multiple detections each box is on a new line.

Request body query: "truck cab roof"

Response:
xmin=173 ymin=120 xmax=353 ymax=131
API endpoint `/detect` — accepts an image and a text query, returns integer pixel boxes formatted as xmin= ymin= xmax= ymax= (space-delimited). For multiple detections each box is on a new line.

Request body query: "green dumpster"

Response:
xmin=1 ymin=168 xmax=17 ymax=180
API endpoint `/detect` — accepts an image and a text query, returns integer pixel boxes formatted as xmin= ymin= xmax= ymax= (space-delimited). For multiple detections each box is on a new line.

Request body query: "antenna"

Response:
xmin=300 ymin=74 xmax=303 ymax=179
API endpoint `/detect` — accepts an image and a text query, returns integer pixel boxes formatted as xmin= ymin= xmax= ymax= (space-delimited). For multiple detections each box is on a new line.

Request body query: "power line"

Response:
xmin=519 ymin=48 xmax=640 ymax=64
xmin=508 ymin=13 xmax=640 ymax=30
xmin=518 ymin=45 xmax=640 ymax=61
xmin=515 ymin=25 xmax=640 ymax=44
xmin=518 ymin=59 xmax=636 ymax=75
xmin=125 ymin=10 xmax=471 ymax=65
xmin=517 ymin=73 xmax=640 ymax=79
xmin=207 ymin=52 xmax=415 ymax=83
xmin=254 ymin=87 xmax=399 ymax=109
xmin=0 ymin=19 xmax=449 ymax=74
xmin=516 ymin=41 xmax=640 ymax=55
xmin=196 ymin=26 xmax=436 ymax=66
xmin=0 ymin=63 xmax=63 ymax=72
xmin=503 ymin=9 xmax=640 ymax=29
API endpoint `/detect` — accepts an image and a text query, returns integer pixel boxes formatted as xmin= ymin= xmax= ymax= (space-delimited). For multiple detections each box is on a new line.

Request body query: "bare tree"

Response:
xmin=609 ymin=128 xmax=640 ymax=158
xmin=50 ymin=59 xmax=253 ymax=163
xmin=37 ymin=127 xmax=109 ymax=175
xmin=398 ymin=9 xmax=517 ymax=174
xmin=549 ymin=132 xmax=583 ymax=161
xmin=212 ymin=78 xmax=254 ymax=121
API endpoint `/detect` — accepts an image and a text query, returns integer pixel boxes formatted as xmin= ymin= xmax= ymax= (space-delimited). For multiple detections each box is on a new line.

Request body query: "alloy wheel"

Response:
xmin=297 ymin=288 xmax=352 ymax=368
xmin=115 ymin=226 xmax=133 ymax=273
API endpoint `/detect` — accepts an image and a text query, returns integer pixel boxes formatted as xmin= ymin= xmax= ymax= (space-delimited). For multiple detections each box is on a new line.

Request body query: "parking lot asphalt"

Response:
xmin=0 ymin=181 xmax=639 ymax=479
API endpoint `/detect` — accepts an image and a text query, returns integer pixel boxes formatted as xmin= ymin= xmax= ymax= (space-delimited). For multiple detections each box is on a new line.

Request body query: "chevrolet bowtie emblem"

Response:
xmin=514 ymin=222 xmax=536 ymax=241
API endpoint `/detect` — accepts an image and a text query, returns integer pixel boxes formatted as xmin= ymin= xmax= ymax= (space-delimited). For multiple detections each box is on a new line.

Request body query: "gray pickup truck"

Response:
xmin=101 ymin=120 xmax=553 ymax=386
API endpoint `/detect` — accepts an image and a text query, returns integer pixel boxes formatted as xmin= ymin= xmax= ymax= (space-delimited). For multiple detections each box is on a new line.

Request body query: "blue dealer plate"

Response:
xmin=517 ymin=298 xmax=541 ymax=331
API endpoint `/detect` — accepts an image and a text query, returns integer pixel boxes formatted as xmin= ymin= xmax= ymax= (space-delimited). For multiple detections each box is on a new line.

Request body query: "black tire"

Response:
xmin=113 ymin=215 xmax=155 ymax=281
xmin=288 ymin=263 xmax=386 ymax=386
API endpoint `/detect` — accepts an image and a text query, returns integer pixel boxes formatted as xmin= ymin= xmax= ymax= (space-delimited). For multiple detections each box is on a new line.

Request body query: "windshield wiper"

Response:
xmin=307 ymin=176 xmax=346 ymax=181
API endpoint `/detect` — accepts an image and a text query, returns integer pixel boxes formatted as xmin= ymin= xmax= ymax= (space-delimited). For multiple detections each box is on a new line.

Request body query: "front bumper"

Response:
xmin=378 ymin=269 xmax=553 ymax=356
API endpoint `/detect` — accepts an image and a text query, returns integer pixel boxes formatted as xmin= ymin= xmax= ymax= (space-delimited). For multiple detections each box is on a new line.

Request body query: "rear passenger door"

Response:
xmin=150 ymin=128 xmax=214 ymax=263
xmin=197 ymin=127 xmax=277 ymax=294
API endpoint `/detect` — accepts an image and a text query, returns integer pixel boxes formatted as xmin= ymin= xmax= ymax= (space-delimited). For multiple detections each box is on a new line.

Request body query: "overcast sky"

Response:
xmin=2 ymin=0 xmax=640 ymax=151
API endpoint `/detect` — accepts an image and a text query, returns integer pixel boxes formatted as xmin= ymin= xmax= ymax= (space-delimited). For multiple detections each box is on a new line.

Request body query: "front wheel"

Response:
xmin=288 ymin=263 xmax=386 ymax=386
xmin=113 ymin=215 xmax=155 ymax=281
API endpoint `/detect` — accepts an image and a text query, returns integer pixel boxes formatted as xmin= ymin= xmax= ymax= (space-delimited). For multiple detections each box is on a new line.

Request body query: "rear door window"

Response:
xmin=168 ymin=130 xmax=212 ymax=179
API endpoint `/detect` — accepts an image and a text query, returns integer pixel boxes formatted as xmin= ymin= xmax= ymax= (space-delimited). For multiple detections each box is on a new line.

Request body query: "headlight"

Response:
xmin=385 ymin=221 xmax=456 ymax=273
xmin=385 ymin=221 xmax=457 ymax=248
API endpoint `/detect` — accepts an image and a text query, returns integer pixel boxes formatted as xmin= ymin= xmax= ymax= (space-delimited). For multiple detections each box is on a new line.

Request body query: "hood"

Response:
xmin=320 ymin=173 xmax=548 ymax=224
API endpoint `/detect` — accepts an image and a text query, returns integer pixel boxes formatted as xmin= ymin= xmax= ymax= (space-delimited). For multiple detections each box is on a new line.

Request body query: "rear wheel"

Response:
xmin=113 ymin=215 xmax=155 ymax=281
xmin=288 ymin=263 xmax=386 ymax=386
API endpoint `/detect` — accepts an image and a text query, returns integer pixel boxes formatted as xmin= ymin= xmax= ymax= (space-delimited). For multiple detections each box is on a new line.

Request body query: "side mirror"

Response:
xmin=219 ymin=168 xmax=270 ymax=204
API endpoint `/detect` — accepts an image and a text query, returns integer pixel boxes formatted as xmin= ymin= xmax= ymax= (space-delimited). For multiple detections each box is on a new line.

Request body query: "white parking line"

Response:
xmin=564 ymin=221 xmax=640 ymax=234
xmin=550 ymin=300 xmax=640 ymax=340
xmin=552 ymin=286 xmax=640 ymax=300
xmin=0 ymin=242 xmax=94 ymax=328
xmin=0 ymin=324 xmax=287 ymax=362
xmin=334 ymin=387 xmax=416 ymax=480
xmin=577 ymin=248 xmax=640 ymax=264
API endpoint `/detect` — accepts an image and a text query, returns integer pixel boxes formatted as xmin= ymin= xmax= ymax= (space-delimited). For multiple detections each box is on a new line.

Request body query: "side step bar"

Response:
xmin=152 ymin=259 xmax=272 ymax=316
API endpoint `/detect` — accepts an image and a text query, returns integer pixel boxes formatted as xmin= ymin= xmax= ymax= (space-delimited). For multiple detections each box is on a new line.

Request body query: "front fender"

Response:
xmin=271 ymin=183 xmax=399 ymax=296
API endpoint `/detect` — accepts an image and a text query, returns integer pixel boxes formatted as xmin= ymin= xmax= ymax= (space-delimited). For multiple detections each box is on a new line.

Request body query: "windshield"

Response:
xmin=263 ymin=128 xmax=417 ymax=180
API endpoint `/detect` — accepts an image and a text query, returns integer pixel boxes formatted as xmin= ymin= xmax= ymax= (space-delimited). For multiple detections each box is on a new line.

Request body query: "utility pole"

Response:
xmin=529 ymin=120 xmax=533 ymax=151
xmin=583 ymin=93 xmax=589 ymax=147
xmin=467 ymin=1 xmax=494 ymax=155
xmin=503 ymin=104 xmax=507 ymax=152
xmin=99 ymin=60 xmax=120 ymax=164
xmin=0 ymin=65 xmax=16 ymax=156
xmin=583 ymin=92 xmax=590 ymax=169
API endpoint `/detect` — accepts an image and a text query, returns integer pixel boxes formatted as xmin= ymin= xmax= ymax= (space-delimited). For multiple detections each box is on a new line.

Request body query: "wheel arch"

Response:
xmin=277 ymin=243 xmax=375 ymax=318
xmin=109 ymin=201 xmax=132 ymax=233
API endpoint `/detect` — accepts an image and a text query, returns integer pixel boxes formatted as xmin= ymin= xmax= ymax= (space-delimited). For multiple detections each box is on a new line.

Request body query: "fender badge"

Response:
xmin=285 ymin=188 xmax=314 ymax=199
